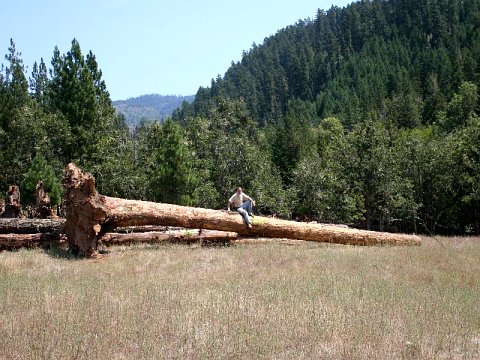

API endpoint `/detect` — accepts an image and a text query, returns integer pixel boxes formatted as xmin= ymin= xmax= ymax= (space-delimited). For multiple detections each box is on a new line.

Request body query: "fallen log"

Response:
xmin=0 ymin=218 xmax=66 ymax=234
xmin=114 ymin=225 xmax=171 ymax=233
xmin=100 ymin=229 xmax=237 ymax=246
xmin=63 ymin=164 xmax=421 ymax=256
xmin=0 ymin=233 xmax=66 ymax=250
xmin=0 ymin=230 xmax=236 ymax=251
xmin=232 ymin=237 xmax=309 ymax=245
xmin=0 ymin=219 xmax=173 ymax=235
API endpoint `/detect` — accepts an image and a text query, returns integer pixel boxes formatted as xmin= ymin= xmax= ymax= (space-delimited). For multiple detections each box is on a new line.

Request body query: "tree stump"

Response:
xmin=33 ymin=181 xmax=54 ymax=218
xmin=63 ymin=164 xmax=109 ymax=256
xmin=1 ymin=185 xmax=21 ymax=218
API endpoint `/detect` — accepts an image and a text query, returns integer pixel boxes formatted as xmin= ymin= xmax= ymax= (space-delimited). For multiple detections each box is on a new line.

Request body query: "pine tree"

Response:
xmin=271 ymin=99 xmax=317 ymax=184
xmin=22 ymin=153 xmax=62 ymax=206
xmin=0 ymin=39 xmax=29 ymax=131
xmin=29 ymin=58 xmax=49 ymax=107
xmin=150 ymin=118 xmax=196 ymax=205
xmin=48 ymin=39 xmax=115 ymax=163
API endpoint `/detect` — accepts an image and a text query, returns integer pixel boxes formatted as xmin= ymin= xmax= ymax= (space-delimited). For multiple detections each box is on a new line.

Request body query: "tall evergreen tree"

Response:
xmin=48 ymin=39 xmax=114 ymax=164
xmin=150 ymin=118 xmax=196 ymax=205
xmin=271 ymin=99 xmax=317 ymax=184
xmin=29 ymin=58 xmax=49 ymax=107
xmin=0 ymin=39 xmax=29 ymax=131
xmin=22 ymin=153 xmax=62 ymax=206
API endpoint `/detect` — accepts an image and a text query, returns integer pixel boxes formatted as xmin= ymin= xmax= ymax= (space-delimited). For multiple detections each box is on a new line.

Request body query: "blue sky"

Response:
xmin=2 ymin=0 xmax=352 ymax=100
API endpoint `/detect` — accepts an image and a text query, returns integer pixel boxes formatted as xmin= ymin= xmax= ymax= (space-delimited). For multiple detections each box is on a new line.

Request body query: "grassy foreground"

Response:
xmin=0 ymin=237 xmax=479 ymax=359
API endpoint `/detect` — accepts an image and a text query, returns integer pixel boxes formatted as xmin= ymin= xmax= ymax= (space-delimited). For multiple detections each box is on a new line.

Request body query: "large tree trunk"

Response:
xmin=0 ymin=218 xmax=65 ymax=234
xmin=100 ymin=229 xmax=237 ymax=246
xmin=63 ymin=163 xmax=421 ymax=256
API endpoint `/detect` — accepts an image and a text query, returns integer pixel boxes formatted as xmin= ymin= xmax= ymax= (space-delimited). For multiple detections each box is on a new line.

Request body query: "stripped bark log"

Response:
xmin=0 ymin=218 xmax=65 ymax=234
xmin=63 ymin=163 xmax=421 ymax=256
xmin=100 ymin=229 xmax=237 ymax=246
xmin=114 ymin=225 xmax=170 ymax=233
xmin=0 ymin=233 xmax=66 ymax=250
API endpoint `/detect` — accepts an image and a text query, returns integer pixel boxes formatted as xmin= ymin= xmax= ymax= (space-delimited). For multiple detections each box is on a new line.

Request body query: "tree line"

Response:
xmin=1 ymin=0 xmax=479 ymax=234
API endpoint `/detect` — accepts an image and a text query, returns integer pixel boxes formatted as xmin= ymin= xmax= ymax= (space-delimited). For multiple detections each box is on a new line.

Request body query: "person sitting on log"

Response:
xmin=227 ymin=187 xmax=255 ymax=228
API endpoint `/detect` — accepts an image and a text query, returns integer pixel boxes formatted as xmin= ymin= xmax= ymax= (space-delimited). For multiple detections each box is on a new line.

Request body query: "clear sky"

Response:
xmin=2 ymin=0 xmax=353 ymax=101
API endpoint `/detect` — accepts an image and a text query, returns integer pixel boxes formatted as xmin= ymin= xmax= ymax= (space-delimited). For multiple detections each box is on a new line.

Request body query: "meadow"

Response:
xmin=0 ymin=236 xmax=479 ymax=359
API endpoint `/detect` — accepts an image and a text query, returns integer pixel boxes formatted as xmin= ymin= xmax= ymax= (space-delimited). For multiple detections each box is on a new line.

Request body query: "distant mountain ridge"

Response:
xmin=113 ymin=94 xmax=195 ymax=128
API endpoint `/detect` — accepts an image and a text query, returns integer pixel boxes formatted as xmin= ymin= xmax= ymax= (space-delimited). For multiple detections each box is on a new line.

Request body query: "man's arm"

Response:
xmin=244 ymin=194 xmax=256 ymax=206
xmin=227 ymin=194 xmax=237 ymax=211
xmin=227 ymin=194 xmax=235 ymax=212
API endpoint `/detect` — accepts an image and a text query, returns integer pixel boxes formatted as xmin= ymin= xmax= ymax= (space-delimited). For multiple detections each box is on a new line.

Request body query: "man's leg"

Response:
xmin=240 ymin=200 xmax=254 ymax=216
xmin=236 ymin=207 xmax=251 ymax=226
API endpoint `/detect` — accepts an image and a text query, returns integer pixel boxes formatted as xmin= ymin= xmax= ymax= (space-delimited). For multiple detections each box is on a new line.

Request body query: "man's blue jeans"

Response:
xmin=237 ymin=200 xmax=253 ymax=225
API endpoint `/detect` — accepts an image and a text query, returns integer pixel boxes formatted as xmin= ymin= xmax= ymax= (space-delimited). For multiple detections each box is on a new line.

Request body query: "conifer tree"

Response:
xmin=48 ymin=39 xmax=114 ymax=163
xmin=0 ymin=39 xmax=29 ymax=131
xmin=22 ymin=153 xmax=62 ymax=206
xmin=29 ymin=58 xmax=49 ymax=107
xmin=271 ymin=99 xmax=317 ymax=184
xmin=150 ymin=118 xmax=196 ymax=206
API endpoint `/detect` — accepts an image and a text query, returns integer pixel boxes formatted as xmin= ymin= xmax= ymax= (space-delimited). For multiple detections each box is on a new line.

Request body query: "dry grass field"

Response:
xmin=0 ymin=236 xmax=479 ymax=359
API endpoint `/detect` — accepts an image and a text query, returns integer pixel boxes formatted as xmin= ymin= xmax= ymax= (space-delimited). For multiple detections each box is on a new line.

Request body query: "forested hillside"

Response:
xmin=1 ymin=0 xmax=479 ymax=235
xmin=113 ymin=94 xmax=194 ymax=129
xmin=178 ymin=0 xmax=480 ymax=127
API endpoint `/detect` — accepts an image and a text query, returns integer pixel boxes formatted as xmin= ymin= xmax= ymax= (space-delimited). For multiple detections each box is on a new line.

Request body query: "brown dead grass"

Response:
xmin=0 ymin=236 xmax=479 ymax=359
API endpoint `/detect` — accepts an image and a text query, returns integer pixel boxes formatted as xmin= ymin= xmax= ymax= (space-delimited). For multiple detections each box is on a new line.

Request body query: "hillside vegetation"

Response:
xmin=0 ymin=0 xmax=479 ymax=235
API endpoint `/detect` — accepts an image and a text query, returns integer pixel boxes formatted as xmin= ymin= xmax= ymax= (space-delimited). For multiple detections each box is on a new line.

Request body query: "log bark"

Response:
xmin=0 ymin=230 xmax=235 ymax=251
xmin=100 ymin=229 xmax=237 ymax=245
xmin=63 ymin=163 xmax=421 ymax=256
xmin=0 ymin=218 xmax=65 ymax=234
xmin=0 ymin=233 xmax=66 ymax=250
